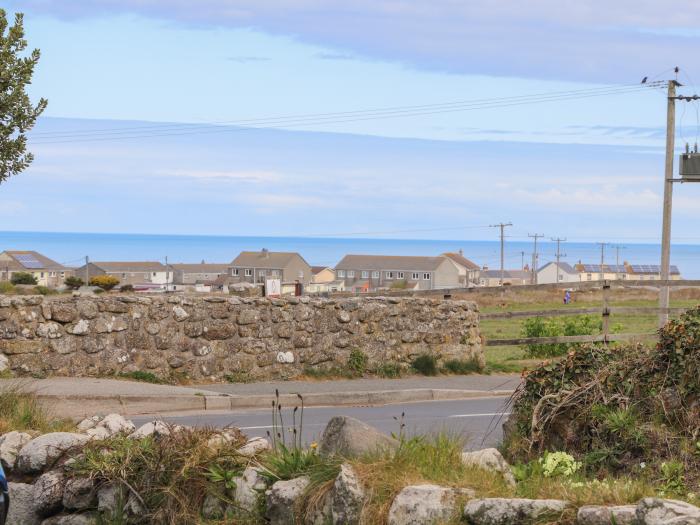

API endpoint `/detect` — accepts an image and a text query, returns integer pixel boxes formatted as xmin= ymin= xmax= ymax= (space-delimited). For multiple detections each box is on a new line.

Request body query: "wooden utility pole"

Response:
xmin=552 ymin=237 xmax=566 ymax=282
xmin=614 ymin=245 xmax=626 ymax=279
xmin=659 ymin=79 xmax=678 ymax=327
xmin=596 ymin=242 xmax=608 ymax=281
xmin=528 ymin=233 xmax=544 ymax=284
xmin=491 ymin=223 xmax=512 ymax=286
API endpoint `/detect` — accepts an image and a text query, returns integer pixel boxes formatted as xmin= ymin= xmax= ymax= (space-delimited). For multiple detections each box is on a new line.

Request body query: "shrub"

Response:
xmin=89 ymin=274 xmax=120 ymax=290
xmin=411 ymin=354 xmax=438 ymax=376
xmin=33 ymin=285 xmax=56 ymax=295
xmin=443 ymin=357 xmax=483 ymax=375
xmin=117 ymin=371 xmax=164 ymax=384
xmin=376 ymin=362 xmax=403 ymax=378
xmin=521 ymin=315 xmax=600 ymax=357
xmin=347 ymin=348 xmax=368 ymax=376
xmin=120 ymin=284 xmax=134 ymax=292
xmin=11 ymin=271 xmax=37 ymax=285
xmin=0 ymin=281 xmax=14 ymax=294
xmin=64 ymin=276 xmax=84 ymax=289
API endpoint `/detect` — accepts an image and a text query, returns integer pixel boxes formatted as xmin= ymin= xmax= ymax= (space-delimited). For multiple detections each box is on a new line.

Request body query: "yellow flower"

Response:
xmin=310 ymin=442 xmax=318 ymax=450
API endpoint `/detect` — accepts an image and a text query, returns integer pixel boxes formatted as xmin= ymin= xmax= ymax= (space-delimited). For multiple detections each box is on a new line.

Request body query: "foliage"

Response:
xmin=521 ymin=315 xmax=600 ymax=357
xmin=120 ymin=284 xmax=134 ymax=292
xmin=539 ymin=451 xmax=582 ymax=478
xmin=11 ymin=271 xmax=37 ymax=285
xmin=375 ymin=362 xmax=403 ymax=378
xmin=442 ymin=357 xmax=483 ymax=374
xmin=0 ymin=281 xmax=14 ymax=293
xmin=347 ymin=348 xmax=368 ymax=376
xmin=64 ymin=276 xmax=84 ymax=289
xmin=89 ymin=275 xmax=120 ymax=290
xmin=33 ymin=285 xmax=56 ymax=295
xmin=71 ymin=425 xmax=248 ymax=524
xmin=0 ymin=10 xmax=47 ymax=183
xmin=411 ymin=353 xmax=438 ymax=376
xmin=505 ymin=306 xmax=700 ymax=487
xmin=390 ymin=279 xmax=408 ymax=289
xmin=117 ymin=371 xmax=164 ymax=384
xmin=0 ymin=386 xmax=74 ymax=434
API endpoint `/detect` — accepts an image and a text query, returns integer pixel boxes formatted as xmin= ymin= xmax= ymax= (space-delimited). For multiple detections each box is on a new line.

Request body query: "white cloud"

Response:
xmin=161 ymin=169 xmax=281 ymax=183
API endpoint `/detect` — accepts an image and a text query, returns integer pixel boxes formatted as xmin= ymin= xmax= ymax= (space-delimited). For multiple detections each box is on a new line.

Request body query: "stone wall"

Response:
xmin=0 ymin=294 xmax=482 ymax=382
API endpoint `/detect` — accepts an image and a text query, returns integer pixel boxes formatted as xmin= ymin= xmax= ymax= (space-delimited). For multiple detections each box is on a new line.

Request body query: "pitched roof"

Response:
xmin=91 ymin=261 xmax=167 ymax=272
xmin=1 ymin=250 xmax=67 ymax=270
xmin=171 ymin=263 xmax=229 ymax=273
xmin=442 ymin=252 xmax=480 ymax=270
xmin=335 ymin=254 xmax=449 ymax=272
xmin=311 ymin=266 xmax=332 ymax=275
xmin=230 ymin=251 xmax=309 ymax=269
xmin=538 ymin=262 xmax=576 ymax=274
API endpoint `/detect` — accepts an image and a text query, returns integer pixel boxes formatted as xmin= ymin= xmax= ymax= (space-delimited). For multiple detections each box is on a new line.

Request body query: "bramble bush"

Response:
xmin=521 ymin=315 xmax=601 ymax=357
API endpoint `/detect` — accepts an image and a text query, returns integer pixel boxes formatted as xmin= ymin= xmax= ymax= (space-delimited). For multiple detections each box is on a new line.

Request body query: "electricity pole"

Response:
xmin=85 ymin=256 xmax=89 ymax=285
xmin=528 ymin=233 xmax=544 ymax=284
xmin=552 ymin=237 xmax=567 ymax=282
xmin=520 ymin=251 xmax=525 ymax=270
xmin=491 ymin=222 xmax=512 ymax=286
xmin=614 ymin=245 xmax=626 ymax=279
xmin=596 ymin=242 xmax=608 ymax=281
xmin=659 ymin=79 xmax=678 ymax=327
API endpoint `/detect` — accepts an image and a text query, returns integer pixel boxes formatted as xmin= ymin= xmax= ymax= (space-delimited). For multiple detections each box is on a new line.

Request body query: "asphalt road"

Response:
xmin=131 ymin=396 xmax=511 ymax=450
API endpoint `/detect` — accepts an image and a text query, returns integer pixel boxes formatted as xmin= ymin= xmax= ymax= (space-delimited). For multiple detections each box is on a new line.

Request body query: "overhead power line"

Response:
xmin=30 ymin=82 xmax=663 ymax=145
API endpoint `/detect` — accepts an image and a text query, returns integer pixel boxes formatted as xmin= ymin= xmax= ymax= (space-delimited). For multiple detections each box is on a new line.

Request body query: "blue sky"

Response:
xmin=2 ymin=1 xmax=700 ymax=244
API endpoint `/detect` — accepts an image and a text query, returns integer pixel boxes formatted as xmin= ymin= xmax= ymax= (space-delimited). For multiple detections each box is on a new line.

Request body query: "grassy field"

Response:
xmin=471 ymin=287 xmax=700 ymax=373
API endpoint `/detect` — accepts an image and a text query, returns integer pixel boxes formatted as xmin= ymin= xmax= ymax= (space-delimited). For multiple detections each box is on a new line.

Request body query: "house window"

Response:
xmin=412 ymin=272 xmax=419 ymax=280
xmin=386 ymin=271 xmax=394 ymax=279
xmin=622 ymin=274 xmax=627 ymax=279
xmin=397 ymin=272 xmax=404 ymax=279
xmin=337 ymin=270 xmax=345 ymax=278
xmin=558 ymin=274 xmax=562 ymax=281
xmin=232 ymin=268 xmax=239 ymax=276
xmin=271 ymin=270 xmax=280 ymax=277
xmin=152 ymin=272 xmax=157 ymax=277
xmin=245 ymin=269 xmax=252 ymax=277
xmin=587 ymin=273 xmax=592 ymax=281
xmin=348 ymin=270 xmax=355 ymax=278
xmin=361 ymin=271 xmax=369 ymax=278
xmin=372 ymin=271 xmax=380 ymax=278
xmin=122 ymin=273 xmax=126 ymax=278
xmin=259 ymin=269 xmax=266 ymax=276
xmin=423 ymin=273 xmax=430 ymax=280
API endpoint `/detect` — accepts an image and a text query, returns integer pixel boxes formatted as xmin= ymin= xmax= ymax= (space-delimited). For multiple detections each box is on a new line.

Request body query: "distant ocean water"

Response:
xmin=1 ymin=231 xmax=699 ymax=278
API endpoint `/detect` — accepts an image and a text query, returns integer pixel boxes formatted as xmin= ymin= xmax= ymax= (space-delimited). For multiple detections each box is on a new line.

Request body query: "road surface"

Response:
xmin=131 ymin=396 xmax=511 ymax=450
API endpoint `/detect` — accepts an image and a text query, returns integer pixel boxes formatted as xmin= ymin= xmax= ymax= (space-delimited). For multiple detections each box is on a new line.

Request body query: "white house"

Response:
xmin=537 ymin=262 xmax=580 ymax=284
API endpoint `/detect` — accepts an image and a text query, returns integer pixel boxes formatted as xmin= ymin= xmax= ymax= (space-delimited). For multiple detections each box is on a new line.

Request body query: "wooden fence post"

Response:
xmin=602 ymin=280 xmax=611 ymax=345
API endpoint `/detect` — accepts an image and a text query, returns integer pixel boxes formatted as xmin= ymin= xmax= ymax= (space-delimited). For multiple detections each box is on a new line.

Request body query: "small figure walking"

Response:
xmin=564 ymin=290 xmax=572 ymax=305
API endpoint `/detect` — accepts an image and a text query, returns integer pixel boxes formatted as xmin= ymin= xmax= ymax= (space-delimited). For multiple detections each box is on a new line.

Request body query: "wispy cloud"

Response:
xmin=12 ymin=0 xmax=700 ymax=82
xmin=226 ymin=55 xmax=271 ymax=63
xmin=315 ymin=52 xmax=355 ymax=61
xmin=160 ymin=169 xmax=280 ymax=183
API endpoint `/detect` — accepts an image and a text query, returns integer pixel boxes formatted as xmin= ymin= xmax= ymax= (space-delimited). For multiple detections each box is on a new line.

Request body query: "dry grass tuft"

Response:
xmin=0 ymin=384 xmax=74 ymax=434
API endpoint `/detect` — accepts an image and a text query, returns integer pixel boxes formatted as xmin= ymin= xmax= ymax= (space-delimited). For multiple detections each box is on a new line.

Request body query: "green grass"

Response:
xmin=0 ymin=386 xmax=74 ymax=434
xmin=116 ymin=371 xmax=165 ymax=384
xmin=480 ymin=295 xmax=699 ymax=374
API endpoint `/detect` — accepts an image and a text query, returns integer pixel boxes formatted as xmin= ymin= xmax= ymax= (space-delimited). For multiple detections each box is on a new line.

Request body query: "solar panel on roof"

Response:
xmin=14 ymin=254 xmax=43 ymax=269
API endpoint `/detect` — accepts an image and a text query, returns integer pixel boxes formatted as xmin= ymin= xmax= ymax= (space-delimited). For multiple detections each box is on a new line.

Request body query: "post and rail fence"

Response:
xmin=360 ymin=278 xmax=700 ymax=348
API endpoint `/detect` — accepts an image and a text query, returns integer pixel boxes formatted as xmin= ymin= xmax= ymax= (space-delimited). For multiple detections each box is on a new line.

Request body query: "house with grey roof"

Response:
xmin=228 ymin=250 xmax=312 ymax=286
xmin=442 ymin=251 xmax=481 ymax=286
xmin=171 ymin=263 xmax=229 ymax=290
xmin=478 ymin=269 xmax=533 ymax=287
xmin=537 ymin=262 xmax=579 ymax=284
xmin=334 ymin=254 xmax=460 ymax=292
xmin=0 ymin=250 xmax=72 ymax=287
xmin=75 ymin=261 xmax=169 ymax=289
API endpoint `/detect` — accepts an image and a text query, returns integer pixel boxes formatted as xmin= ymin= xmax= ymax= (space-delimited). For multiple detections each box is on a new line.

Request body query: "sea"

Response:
xmin=1 ymin=231 xmax=699 ymax=278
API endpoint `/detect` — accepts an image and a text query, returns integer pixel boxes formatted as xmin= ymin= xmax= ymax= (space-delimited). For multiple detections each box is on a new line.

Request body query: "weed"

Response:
xmin=442 ymin=357 xmax=483 ymax=375
xmin=0 ymin=386 xmax=74 ymax=434
xmin=224 ymin=372 xmax=252 ymax=383
xmin=411 ymin=354 xmax=438 ymax=376
xmin=659 ymin=460 xmax=686 ymax=497
xmin=117 ymin=371 xmax=164 ymax=384
xmin=521 ymin=315 xmax=600 ymax=357
xmin=347 ymin=348 xmax=368 ymax=376
xmin=375 ymin=363 xmax=403 ymax=378
xmin=33 ymin=285 xmax=56 ymax=295
xmin=0 ymin=281 xmax=15 ymax=294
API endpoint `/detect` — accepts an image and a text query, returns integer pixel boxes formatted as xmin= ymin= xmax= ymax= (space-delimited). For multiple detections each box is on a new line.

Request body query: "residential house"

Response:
xmin=626 ymin=264 xmax=681 ymax=281
xmin=442 ymin=251 xmax=480 ymax=286
xmin=574 ymin=263 xmax=681 ymax=282
xmin=0 ymin=250 xmax=72 ymax=287
xmin=228 ymin=250 xmax=312 ymax=286
xmin=307 ymin=266 xmax=345 ymax=293
xmin=75 ymin=261 xmax=169 ymax=289
xmin=537 ymin=262 xmax=579 ymax=284
xmin=311 ymin=266 xmax=336 ymax=284
xmin=171 ymin=263 xmax=229 ymax=291
xmin=478 ymin=269 xmax=533 ymax=287
xmin=334 ymin=254 xmax=461 ymax=292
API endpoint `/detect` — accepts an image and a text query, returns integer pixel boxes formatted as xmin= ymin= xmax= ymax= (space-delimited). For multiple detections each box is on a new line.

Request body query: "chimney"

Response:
xmin=459 ymin=249 xmax=463 ymax=256
xmin=261 ymin=248 xmax=269 ymax=259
